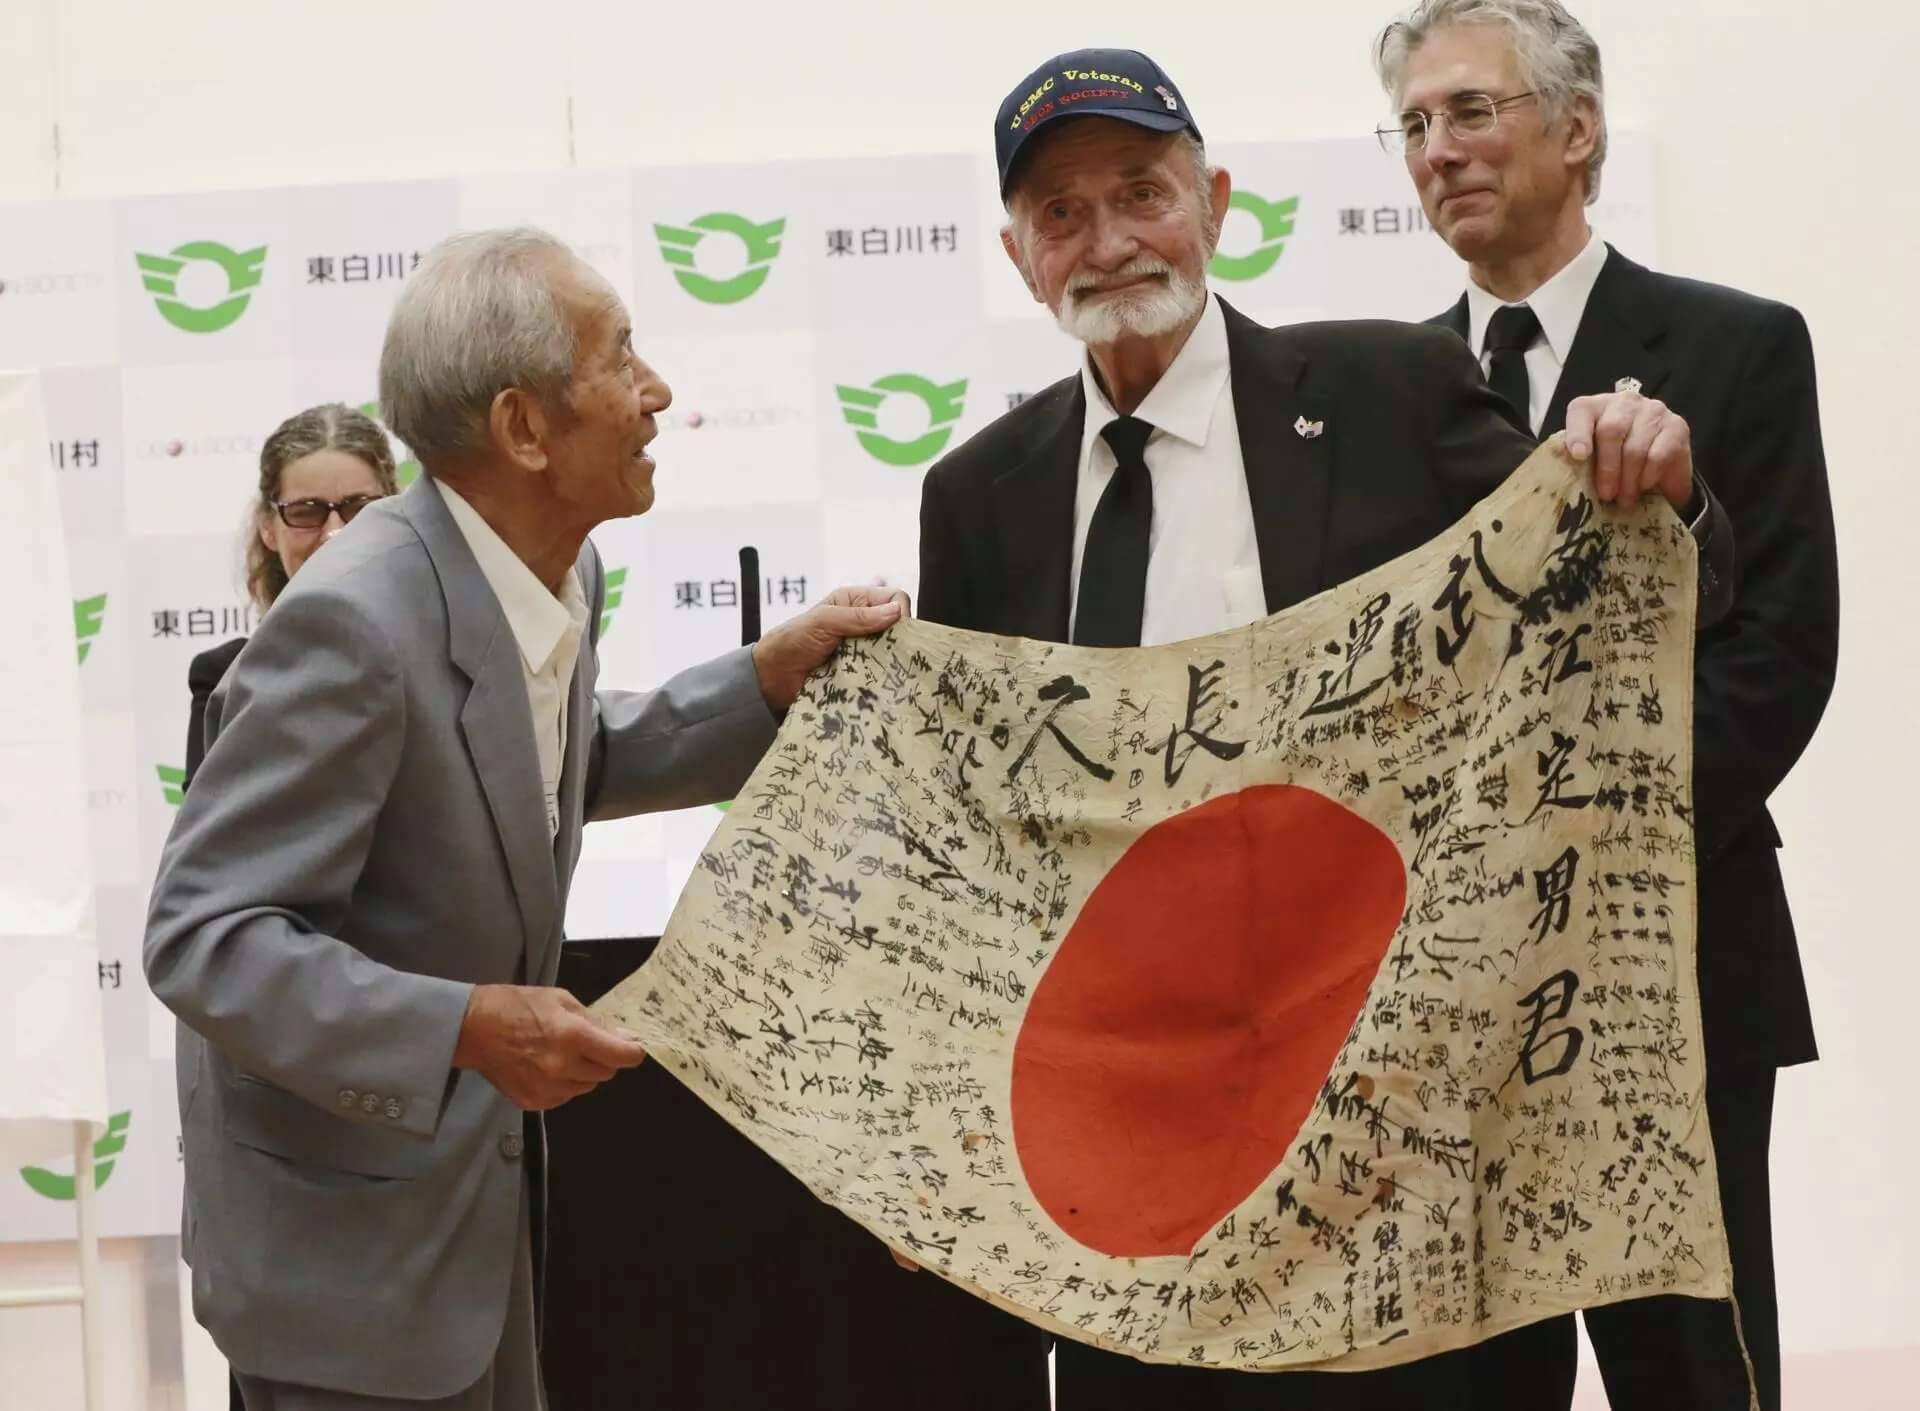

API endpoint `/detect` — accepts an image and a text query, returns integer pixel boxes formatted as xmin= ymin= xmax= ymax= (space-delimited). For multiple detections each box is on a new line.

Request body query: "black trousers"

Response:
xmin=541 ymin=939 xmax=1050 ymax=1411
xmin=1058 ymin=1069 xmax=1778 ymax=1411
xmin=1582 ymin=1067 xmax=1779 ymax=1411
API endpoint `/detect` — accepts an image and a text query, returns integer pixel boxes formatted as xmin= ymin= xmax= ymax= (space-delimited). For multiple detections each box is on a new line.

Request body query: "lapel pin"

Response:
xmin=1293 ymin=414 xmax=1324 ymax=440
xmin=1614 ymin=376 xmax=1642 ymax=395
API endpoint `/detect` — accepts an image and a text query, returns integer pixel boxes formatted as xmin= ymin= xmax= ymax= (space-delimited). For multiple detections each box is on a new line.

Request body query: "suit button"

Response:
xmin=499 ymin=1131 xmax=524 ymax=1162
xmin=384 ymin=1097 xmax=405 ymax=1122
xmin=360 ymin=1092 xmax=381 ymax=1116
xmin=337 ymin=1088 xmax=359 ymax=1110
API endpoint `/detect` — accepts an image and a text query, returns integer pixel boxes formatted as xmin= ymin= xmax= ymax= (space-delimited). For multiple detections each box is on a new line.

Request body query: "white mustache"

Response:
xmin=1066 ymin=257 xmax=1172 ymax=297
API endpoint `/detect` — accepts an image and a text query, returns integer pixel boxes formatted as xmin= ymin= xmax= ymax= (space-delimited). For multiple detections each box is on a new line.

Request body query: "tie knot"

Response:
xmin=1485 ymin=303 xmax=1542 ymax=353
xmin=1101 ymin=415 xmax=1154 ymax=464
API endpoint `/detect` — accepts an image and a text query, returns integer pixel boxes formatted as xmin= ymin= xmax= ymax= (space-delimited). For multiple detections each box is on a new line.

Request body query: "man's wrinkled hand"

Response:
xmin=452 ymin=984 xmax=647 ymax=1111
xmin=1563 ymin=389 xmax=1694 ymax=509
xmin=751 ymin=584 xmax=909 ymax=714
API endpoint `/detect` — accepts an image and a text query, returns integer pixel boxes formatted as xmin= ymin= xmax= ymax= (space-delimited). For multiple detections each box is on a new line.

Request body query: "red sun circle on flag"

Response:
xmin=1011 ymin=783 xmax=1407 ymax=1258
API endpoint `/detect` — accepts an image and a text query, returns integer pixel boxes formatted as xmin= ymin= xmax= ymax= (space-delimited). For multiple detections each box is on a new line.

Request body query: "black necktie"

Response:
xmin=1484 ymin=303 xmax=1542 ymax=428
xmin=1072 ymin=416 xmax=1155 ymax=648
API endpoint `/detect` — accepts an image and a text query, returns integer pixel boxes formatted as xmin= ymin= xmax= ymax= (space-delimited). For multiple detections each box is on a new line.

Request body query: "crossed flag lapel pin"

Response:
xmin=1293 ymin=414 xmax=1325 ymax=440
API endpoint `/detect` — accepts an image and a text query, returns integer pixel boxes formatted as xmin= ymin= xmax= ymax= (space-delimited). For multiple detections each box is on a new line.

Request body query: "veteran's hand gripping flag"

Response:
xmin=597 ymin=441 xmax=1729 ymax=1372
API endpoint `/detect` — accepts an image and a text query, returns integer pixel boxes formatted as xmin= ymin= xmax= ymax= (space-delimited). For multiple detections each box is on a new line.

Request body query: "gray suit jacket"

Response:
xmin=144 ymin=477 xmax=775 ymax=1398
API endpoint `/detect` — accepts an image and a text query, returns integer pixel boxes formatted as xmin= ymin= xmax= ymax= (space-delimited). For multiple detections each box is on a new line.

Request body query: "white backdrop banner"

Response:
xmin=0 ymin=133 xmax=1657 ymax=1240
xmin=0 ymin=370 xmax=111 ymax=1178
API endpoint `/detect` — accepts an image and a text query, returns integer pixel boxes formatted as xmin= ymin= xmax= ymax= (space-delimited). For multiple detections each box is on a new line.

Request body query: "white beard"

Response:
xmin=1055 ymin=256 xmax=1208 ymax=347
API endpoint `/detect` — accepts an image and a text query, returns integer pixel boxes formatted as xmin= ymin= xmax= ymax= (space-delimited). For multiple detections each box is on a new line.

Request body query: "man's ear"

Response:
xmin=489 ymin=388 xmax=551 ymax=473
xmin=1206 ymin=166 xmax=1233 ymax=254
xmin=1562 ymin=95 xmax=1601 ymax=178
xmin=1001 ymin=222 xmax=1043 ymax=303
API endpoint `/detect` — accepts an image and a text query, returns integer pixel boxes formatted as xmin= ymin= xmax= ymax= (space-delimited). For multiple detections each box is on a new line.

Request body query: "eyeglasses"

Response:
xmin=273 ymin=495 xmax=383 ymax=530
xmin=1377 ymin=92 xmax=1538 ymax=154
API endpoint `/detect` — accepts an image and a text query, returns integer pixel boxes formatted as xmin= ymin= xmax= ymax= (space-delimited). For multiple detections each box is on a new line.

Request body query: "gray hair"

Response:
xmin=1181 ymin=132 xmax=1221 ymax=245
xmin=1374 ymin=0 xmax=1607 ymax=203
xmin=378 ymin=227 xmax=580 ymax=468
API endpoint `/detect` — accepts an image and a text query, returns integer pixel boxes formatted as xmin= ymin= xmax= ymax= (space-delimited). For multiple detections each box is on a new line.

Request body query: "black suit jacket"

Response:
xmin=179 ymin=634 xmax=255 ymax=1411
xmin=1431 ymin=246 xmax=1837 ymax=1070
xmin=182 ymin=636 xmax=246 ymax=793
xmin=921 ymin=301 xmax=1730 ymax=639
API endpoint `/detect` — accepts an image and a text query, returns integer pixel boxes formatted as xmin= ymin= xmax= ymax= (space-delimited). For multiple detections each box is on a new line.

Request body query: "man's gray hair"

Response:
xmin=378 ymin=227 xmax=580 ymax=467
xmin=1180 ymin=132 xmax=1221 ymax=246
xmin=1374 ymin=0 xmax=1607 ymax=203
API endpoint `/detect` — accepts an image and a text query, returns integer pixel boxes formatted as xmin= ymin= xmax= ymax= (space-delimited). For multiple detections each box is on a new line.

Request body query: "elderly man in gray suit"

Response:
xmin=144 ymin=227 xmax=904 ymax=1411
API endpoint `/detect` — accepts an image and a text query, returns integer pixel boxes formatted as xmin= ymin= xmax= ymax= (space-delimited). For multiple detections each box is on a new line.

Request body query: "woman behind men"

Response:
xmin=182 ymin=402 xmax=398 ymax=788
xmin=177 ymin=402 xmax=398 ymax=1411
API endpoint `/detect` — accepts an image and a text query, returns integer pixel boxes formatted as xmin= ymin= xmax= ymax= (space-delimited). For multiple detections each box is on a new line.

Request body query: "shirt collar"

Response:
xmin=1078 ymin=292 xmax=1232 ymax=462
xmin=434 ymin=479 xmax=585 ymax=674
xmin=1464 ymin=231 xmax=1609 ymax=365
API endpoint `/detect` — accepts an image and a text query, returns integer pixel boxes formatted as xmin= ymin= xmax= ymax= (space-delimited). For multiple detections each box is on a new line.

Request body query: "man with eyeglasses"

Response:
xmin=1376 ymin=4 xmax=1840 ymax=1408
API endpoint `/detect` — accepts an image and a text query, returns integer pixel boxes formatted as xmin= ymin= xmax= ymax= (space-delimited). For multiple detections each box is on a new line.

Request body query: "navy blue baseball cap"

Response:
xmin=995 ymin=48 xmax=1202 ymax=198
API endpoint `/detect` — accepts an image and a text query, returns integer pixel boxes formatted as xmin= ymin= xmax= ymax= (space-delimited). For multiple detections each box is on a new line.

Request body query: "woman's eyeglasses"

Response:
xmin=273 ymin=495 xmax=383 ymax=530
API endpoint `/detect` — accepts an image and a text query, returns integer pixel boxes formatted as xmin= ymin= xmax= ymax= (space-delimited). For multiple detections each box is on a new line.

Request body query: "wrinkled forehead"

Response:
xmin=1008 ymin=117 xmax=1189 ymax=208
xmin=1396 ymin=23 xmax=1525 ymax=109
xmin=548 ymin=253 xmax=626 ymax=346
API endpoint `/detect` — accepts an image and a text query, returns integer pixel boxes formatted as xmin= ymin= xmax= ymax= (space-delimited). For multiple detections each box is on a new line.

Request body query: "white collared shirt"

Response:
xmin=1464 ymin=230 xmax=1610 ymax=434
xmin=436 ymin=480 xmax=590 ymax=840
xmin=1068 ymin=294 xmax=1264 ymax=647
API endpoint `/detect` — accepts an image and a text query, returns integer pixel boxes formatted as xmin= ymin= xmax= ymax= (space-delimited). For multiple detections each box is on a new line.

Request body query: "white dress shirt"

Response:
xmin=1067 ymin=294 xmax=1265 ymax=648
xmin=436 ymin=480 xmax=589 ymax=840
xmin=1464 ymin=229 xmax=1610 ymax=435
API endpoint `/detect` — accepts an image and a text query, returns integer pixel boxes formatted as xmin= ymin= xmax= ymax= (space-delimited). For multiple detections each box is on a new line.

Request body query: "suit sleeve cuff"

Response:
xmin=1683 ymin=476 xmax=1710 ymax=534
xmin=326 ymin=975 xmax=474 ymax=1140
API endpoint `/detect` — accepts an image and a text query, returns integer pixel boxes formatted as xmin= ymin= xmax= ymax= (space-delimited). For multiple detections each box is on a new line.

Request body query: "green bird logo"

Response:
xmin=74 ymin=593 xmax=107 ymax=665
xmin=1208 ymin=193 xmax=1299 ymax=282
xmin=654 ymin=213 xmax=786 ymax=305
xmin=20 ymin=1112 xmax=132 ymax=1200
xmin=156 ymin=764 xmax=187 ymax=806
xmin=600 ymin=566 xmax=627 ymax=639
xmin=134 ymin=242 xmax=268 ymax=333
xmin=835 ymin=374 xmax=969 ymax=467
